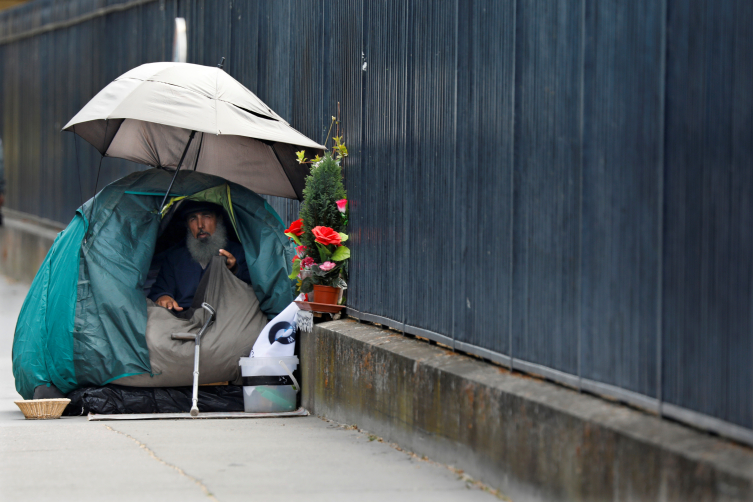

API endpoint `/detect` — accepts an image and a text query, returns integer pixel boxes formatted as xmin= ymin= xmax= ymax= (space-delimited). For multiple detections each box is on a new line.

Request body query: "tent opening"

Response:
xmin=143 ymin=198 xmax=241 ymax=298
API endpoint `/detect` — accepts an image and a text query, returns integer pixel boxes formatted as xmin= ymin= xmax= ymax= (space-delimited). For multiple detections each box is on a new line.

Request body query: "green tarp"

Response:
xmin=12 ymin=169 xmax=296 ymax=399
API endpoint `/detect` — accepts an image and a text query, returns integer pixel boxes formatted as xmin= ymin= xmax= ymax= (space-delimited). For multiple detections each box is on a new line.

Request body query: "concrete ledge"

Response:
xmin=301 ymin=319 xmax=753 ymax=502
xmin=0 ymin=208 xmax=62 ymax=283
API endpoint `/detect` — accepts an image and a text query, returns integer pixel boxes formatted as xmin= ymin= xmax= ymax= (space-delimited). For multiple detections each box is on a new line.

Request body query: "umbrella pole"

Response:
xmin=159 ymin=130 xmax=197 ymax=212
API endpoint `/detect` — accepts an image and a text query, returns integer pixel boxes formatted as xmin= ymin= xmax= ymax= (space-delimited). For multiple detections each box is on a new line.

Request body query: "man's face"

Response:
xmin=186 ymin=210 xmax=217 ymax=242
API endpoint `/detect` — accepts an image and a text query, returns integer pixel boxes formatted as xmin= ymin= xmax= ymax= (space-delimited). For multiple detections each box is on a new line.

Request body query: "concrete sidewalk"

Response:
xmin=0 ymin=276 xmax=501 ymax=502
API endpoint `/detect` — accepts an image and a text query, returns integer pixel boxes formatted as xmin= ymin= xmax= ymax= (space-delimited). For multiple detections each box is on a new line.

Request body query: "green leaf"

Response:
xmin=284 ymin=232 xmax=302 ymax=246
xmin=298 ymin=147 xmax=348 ymax=249
xmin=301 ymin=277 xmax=314 ymax=294
xmin=295 ymin=150 xmax=307 ymax=164
xmin=311 ymin=264 xmax=328 ymax=277
xmin=337 ymin=232 xmax=348 ymax=243
xmin=315 ymin=242 xmax=332 ymax=261
xmin=331 ymin=245 xmax=350 ymax=262
xmin=288 ymin=258 xmax=301 ymax=279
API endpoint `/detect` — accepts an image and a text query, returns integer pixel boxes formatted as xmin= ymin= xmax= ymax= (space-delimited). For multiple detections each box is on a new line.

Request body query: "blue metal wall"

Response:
xmin=1 ymin=0 xmax=751 ymax=443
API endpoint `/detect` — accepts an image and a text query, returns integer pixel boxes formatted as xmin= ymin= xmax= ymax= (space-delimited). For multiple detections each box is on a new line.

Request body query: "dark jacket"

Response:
xmin=148 ymin=240 xmax=250 ymax=308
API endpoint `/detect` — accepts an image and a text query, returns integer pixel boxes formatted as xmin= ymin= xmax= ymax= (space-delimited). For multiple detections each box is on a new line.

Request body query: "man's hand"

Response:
xmin=156 ymin=295 xmax=183 ymax=311
xmin=219 ymin=249 xmax=237 ymax=271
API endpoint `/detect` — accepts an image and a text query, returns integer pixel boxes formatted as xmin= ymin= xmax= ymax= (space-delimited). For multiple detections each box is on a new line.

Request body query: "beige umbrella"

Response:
xmin=63 ymin=61 xmax=324 ymax=202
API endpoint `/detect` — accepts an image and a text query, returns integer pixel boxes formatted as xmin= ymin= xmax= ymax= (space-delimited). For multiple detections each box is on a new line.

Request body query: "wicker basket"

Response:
xmin=14 ymin=399 xmax=70 ymax=420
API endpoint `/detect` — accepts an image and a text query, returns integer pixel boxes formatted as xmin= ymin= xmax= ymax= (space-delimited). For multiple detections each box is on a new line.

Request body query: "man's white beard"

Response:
xmin=186 ymin=218 xmax=228 ymax=268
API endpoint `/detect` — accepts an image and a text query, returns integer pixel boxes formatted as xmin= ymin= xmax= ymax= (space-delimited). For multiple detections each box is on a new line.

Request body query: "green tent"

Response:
xmin=12 ymin=168 xmax=296 ymax=400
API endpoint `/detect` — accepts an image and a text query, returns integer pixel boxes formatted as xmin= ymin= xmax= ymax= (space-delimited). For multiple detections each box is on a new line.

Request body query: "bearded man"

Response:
xmin=149 ymin=201 xmax=251 ymax=311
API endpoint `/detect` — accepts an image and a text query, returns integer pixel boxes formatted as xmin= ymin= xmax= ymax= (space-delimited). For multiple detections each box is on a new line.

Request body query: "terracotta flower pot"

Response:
xmin=312 ymin=284 xmax=340 ymax=305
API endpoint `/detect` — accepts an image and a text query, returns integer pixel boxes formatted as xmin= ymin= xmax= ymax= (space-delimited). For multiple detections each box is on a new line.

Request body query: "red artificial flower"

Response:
xmin=301 ymin=256 xmax=315 ymax=268
xmin=284 ymin=219 xmax=304 ymax=237
xmin=312 ymin=226 xmax=342 ymax=246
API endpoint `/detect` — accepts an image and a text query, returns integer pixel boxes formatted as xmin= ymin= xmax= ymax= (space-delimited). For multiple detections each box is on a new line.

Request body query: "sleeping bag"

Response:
xmin=116 ymin=256 xmax=267 ymax=387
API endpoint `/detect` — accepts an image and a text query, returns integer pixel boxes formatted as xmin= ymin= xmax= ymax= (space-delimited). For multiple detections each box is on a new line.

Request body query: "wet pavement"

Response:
xmin=0 ymin=275 xmax=501 ymax=502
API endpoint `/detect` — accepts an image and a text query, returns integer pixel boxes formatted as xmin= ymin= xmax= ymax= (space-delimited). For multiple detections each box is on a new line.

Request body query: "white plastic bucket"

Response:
xmin=239 ymin=356 xmax=299 ymax=413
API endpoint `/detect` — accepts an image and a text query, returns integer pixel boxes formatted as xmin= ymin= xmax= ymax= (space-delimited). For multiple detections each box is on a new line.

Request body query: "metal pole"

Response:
xmin=189 ymin=302 xmax=216 ymax=417
xmin=159 ymin=130 xmax=196 ymax=212
xmin=190 ymin=335 xmax=201 ymax=416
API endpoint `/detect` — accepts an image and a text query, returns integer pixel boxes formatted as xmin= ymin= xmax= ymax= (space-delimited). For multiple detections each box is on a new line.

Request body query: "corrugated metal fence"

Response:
xmin=1 ymin=0 xmax=751 ymax=444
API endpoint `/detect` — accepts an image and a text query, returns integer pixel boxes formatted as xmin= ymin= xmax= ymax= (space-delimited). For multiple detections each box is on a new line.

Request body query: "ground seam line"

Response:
xmin=319 ymin=417 xmax=511 ymax=501
xmin=104 ymin=425 xmax=219 ymax=501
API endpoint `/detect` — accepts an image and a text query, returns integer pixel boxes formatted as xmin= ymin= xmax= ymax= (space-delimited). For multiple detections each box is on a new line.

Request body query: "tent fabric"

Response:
xmin=63 ymin=62 xmax=325 ymax=200
xmin=12 ymin=168 xmax=296 ymax=400
xmin=12 ymin=214 xmax=86 ymax=402
xmin=116 ymin=256 xmax=267 ymax=387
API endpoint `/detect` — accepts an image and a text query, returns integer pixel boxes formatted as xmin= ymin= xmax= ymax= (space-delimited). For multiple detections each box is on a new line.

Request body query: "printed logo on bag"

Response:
xmin=268 ymin=322 xmax=295 ymax=345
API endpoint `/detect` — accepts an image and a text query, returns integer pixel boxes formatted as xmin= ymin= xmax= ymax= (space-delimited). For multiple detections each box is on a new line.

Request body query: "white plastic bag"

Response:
xmin=249 ymin=295 xmax=304 ymax=358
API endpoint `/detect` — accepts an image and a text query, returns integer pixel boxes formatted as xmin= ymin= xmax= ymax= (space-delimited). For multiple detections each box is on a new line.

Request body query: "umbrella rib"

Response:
xmin=66 ymin=77 xmax=146 ymax=132
xmin=159 ymin=130 xmax=196 ymax=212
xmin=141 ymin=77 xmax=280 ymax=122
xmin=192 ymin=132 xmax=204 ymax=171
xmin=215 ymin=69 xmax=219 ymax=134
xmin=267 ymin=143 xmax=300 ymax=201
xmin=85 ymin=119 xmax=110 ymax=240
xmin=72 ymin=125 xmax=85 ymax=210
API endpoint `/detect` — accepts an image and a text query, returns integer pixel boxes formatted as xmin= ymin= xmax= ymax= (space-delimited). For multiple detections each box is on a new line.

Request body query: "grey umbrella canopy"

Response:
xmin=63 ymin=62 xmax=324 ymax=200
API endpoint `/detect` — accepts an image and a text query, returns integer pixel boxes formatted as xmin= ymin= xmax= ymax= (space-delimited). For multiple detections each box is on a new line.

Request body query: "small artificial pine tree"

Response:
xmin=299 ymin=153 xmax=347 ymax=251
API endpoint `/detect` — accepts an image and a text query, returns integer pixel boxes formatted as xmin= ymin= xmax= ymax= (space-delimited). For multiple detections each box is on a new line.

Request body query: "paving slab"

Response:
xmin=0 ymin=276 xmax=500 ymax=502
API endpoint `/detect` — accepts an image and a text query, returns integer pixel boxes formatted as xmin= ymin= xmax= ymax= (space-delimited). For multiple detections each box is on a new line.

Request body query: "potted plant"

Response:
xmin=284 ymin=119 xmax=349 ymax=306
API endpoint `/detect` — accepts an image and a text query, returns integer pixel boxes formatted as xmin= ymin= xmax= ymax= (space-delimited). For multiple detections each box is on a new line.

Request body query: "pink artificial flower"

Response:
xmin=301 ymin=256 xmax=315 ymax=268
xmin=296 ymin=245 xmax=307 ymax=258
xmin=336 ymin=199 xmax=348 ymax=213
xmin=319 ymin=261 xmax=336 ymax=272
